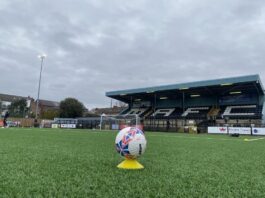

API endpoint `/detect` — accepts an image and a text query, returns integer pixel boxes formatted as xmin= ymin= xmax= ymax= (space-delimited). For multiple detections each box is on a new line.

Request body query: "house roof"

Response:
xmin=0 ymin=93 xmax=31 ymax=102
xmin=0 ymin=93 xmax=60 ymax=108
xmin=39 ymin=99 xmax=60 ymax=107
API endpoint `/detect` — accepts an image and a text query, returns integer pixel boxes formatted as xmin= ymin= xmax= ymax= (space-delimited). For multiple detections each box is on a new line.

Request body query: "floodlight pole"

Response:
xmin=35 ymin=54 xmax=46 ymax=120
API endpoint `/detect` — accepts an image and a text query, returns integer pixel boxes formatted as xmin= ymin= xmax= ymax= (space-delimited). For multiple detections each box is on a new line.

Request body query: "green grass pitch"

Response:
xmin=0 ymin=128 xmax=265 ymax=197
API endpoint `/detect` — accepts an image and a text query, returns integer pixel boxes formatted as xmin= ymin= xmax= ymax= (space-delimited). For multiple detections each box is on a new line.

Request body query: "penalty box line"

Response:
xmin=147 ymin=134 xmax=241 ymax=141
xmin=244 ymin=137 xmax=265 ymax=142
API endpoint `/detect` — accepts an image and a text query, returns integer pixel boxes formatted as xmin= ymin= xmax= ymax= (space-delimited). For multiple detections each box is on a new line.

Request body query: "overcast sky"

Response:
xmin=0 ymin=0 xmax=264 ymax=109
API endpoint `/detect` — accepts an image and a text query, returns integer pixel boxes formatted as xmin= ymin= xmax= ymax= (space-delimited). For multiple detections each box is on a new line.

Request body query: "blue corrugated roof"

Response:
xmin=106 ymin=74 xmax=264 ymax=96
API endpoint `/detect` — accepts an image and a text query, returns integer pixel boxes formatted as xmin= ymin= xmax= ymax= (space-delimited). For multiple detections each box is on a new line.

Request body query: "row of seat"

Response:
xmin=122 ymin=105 xmax=263 ymax=119
xmin=219 ymin=105 xmax=262 ymax=119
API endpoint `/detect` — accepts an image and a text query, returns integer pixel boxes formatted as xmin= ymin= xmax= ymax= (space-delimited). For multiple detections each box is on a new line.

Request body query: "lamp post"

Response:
xmin=35 ymin=54 xmax=46 ymax=120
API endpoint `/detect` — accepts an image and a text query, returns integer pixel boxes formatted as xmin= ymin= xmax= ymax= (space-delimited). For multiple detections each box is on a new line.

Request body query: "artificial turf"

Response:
xmin=0 ymin=128 xmax=265 ymax=197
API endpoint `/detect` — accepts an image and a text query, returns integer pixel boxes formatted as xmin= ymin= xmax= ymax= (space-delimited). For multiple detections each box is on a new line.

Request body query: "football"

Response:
xmin=115 ymin=127 xmax=147 ymax=159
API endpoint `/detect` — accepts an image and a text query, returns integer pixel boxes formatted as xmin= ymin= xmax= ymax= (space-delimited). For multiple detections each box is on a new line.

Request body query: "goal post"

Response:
xmin=99 ymin=114 xmax=141 ymax=131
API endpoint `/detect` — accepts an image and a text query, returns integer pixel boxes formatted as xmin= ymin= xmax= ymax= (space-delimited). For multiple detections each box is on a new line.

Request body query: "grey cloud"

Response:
xmin=0 ymin=0 xmax=265 ymax=109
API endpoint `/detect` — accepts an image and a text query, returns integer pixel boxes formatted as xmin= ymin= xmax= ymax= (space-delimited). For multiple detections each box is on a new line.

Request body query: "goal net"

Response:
xmin=99 ymin=114 xmax=142 ymax=131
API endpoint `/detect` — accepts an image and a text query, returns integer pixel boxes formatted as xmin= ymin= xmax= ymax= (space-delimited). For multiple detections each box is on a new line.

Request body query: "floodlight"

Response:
xmin=38 ymin=54 xmax=47 ymax=59
xmin=160 ymin=97 xmax=168 ymax=100
xmin=229 ymin=91 xmax=242 ymax=94
xmin=190 ymin=94 xmax=200 ymax=97
xmin=221 ymin=83 xmax=233 ymax=86
xmin=179 ymin=87 xmax=189 ymax=90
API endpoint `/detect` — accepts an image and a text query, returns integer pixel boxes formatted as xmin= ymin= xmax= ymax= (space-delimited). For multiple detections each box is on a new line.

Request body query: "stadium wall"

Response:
xmin=156 ymin=99 xmax=182 ymax=108
xmin=185 ymin=97 xmax=217 ymax=107
xmin=154 ymin=97 xmax=218 ymax=108
xmin=146 ymin=95 xmax=260 ymax=109
xmin=219 ymin=94 xmax=259 ymax=106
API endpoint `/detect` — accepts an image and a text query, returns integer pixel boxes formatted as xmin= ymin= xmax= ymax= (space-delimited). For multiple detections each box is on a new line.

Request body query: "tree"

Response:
xmin=59 ymin=98 xmax=85 ymax=118
xmin=41 ymin=109 xmax=59 ymax=120
xmin=8 ymin=98 xmax=28 ymax=118
xmin=84 ymin=112 xmax=100 ymax=117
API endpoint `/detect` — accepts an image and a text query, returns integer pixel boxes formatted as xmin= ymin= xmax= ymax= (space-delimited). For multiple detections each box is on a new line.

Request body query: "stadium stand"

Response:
xmin=125 ymin=108 xmax=148 ymax=116
xmin=223 ymin=105 xmax=256 ymax=116
xmin=153 ymin=108 xmax=175 ymax=117
xmin=105 ymin=74 xmax=265 ymax=132
xmin=182 ymin=107 xmax=209 ymax=119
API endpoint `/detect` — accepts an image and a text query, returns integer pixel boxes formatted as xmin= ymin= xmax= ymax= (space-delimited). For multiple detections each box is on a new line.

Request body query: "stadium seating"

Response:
xmin=119 ymin=107 xmax=131 ymax=115
xmin=122 ymin=105 xmax=263 ymax=121
xmin=147 ymin=107 xmax=211 ymax=119
xmin=169 ymin=108 xmax=183 ymax=118
xmin=143 ymin=108 xmax=154 ymax=118
xmin=182 ymin=107 xmax=209 ymax=119
xmin=207 ymin=107 xmax=220 ymax=118
xmin=153 ymin=108 xmax=175 ymax=117
xmin=125 ymin=108 xmax=149 ymax=116
xmin=221 ymin=105 xmax=262 ymax=119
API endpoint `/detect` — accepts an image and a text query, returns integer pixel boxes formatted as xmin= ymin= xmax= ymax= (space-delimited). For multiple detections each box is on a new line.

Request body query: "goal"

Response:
xmin=99 ymin=114 xmax=141 ymax=131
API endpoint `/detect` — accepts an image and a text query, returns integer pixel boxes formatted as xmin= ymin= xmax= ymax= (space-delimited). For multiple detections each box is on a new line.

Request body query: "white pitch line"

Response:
xmin=244 ymin=137 xmax=265 ymax=142
xmin=147 ymin=134 xmax=241 ymax=141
